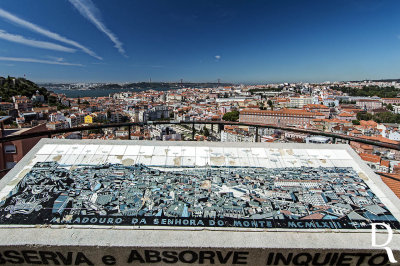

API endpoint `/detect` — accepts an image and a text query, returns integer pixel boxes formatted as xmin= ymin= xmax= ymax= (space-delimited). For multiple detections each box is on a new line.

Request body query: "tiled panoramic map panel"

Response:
xmin=0 ymin=144 xmax=399 ymax=230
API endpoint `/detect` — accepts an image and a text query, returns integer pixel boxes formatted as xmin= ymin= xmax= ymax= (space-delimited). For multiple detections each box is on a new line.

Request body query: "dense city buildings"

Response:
xmin=1 ymin=77 xmax=400 ymax=200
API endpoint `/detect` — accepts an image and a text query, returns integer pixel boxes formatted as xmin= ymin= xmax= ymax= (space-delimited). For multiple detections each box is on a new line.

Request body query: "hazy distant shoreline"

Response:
xmin=51 ymin=87 xmax=176 ymax=98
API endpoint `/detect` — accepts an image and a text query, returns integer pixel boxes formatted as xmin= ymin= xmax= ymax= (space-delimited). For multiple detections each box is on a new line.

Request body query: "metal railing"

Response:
xmin=1 ymin=120 xmax=400 ymax=180
xmin=1 ymin=120 xmax=399 ymax=150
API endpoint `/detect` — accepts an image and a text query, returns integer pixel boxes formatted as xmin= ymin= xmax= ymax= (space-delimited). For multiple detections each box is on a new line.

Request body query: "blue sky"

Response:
xmin=0 ymin=0 xmax=399 ymax=83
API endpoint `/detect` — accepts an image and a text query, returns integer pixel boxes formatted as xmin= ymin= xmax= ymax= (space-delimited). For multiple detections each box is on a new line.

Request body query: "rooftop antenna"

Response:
xmin=218 ymin=78 xmax=220 ymax=86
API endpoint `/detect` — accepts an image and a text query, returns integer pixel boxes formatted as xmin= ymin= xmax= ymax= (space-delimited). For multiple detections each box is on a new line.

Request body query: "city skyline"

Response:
xmin=1 ymin=0 xmax=400 ymax=83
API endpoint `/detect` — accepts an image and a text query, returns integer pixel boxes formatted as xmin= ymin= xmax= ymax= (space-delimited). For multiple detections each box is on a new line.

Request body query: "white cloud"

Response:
xmin=69 ymin=0 xmax=127 ymax=57
xmin=215 ymin=55 xmax=221 ymax=60
xmin=0 ymin=8 xmax=102 ymax=59
xmin=0 ymin=56 xmax=83 ymax=66
xmin=45 ymin=56 xmax=65 ymax=62
xmin=0 ymin=30 xmax=76 ymax=52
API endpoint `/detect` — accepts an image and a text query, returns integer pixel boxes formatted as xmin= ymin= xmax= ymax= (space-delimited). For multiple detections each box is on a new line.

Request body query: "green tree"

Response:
xmin=387 ymin=103 xmax=394 ymax=111
xmin=356 ymin=111 xmax=373 ymax=121
xmin=352 ymin=120 xmax=360 ymax=125
xmin=331 ymin=85 xmax=400 ymax=98
xmin=222 ymin=111 xmax=239 ymax=122
xmin=56 ymin=104 xmax=69 ymax=111
xmin=203 ymin=126 xmax=210 ymax=137
xmin=373 ymin=112 xmax=397 ymax=123
xmin=267 ymin=99 xmax=273 ymax=110
xmin=48 ymin=95 xmax=58 ymax=106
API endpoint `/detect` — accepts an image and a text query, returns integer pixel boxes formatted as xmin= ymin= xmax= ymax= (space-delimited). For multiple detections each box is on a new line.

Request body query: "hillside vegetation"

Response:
xmin=332 ymin=85 xmax=400 ymax=98
xmin=0 ymin=76 xmax=48 ymax=102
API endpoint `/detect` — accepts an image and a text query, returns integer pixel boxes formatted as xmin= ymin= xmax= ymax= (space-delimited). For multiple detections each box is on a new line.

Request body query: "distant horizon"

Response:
xmin=31 ymin=76 xmax=400 ymax=85
xmin=3 ymin=73 xmax=400 ymax=85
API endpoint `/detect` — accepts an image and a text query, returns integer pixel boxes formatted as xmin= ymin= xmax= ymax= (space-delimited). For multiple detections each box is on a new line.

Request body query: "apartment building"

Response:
xmin=356 ymin=99 xmax=382 ymax=111
xmin=239 ymin=109 xmax=323 ymax=126
xmin=287 ymin=97 xmax=313 ymax=108
xmin=382 ymin=98 xmax=400 ymax=105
